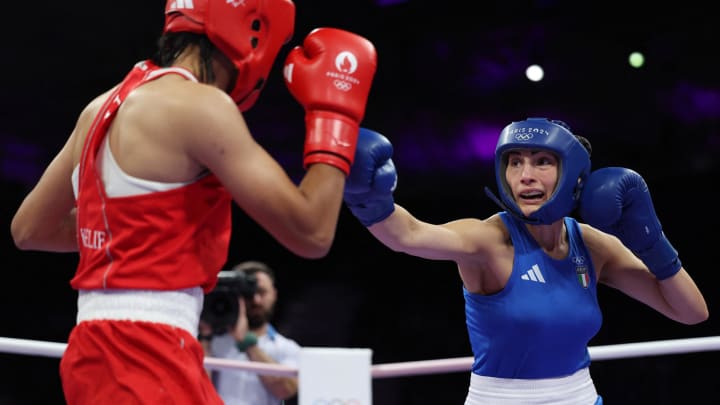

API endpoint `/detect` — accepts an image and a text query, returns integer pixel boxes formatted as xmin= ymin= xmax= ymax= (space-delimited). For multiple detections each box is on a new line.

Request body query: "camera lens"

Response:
xmin=201 ymin=289 xmax=239 ymax=335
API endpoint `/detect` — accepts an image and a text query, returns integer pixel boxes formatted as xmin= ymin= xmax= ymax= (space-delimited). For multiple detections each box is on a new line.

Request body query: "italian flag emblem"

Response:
xmin=576 ymin=266 xmax=589 ymax=288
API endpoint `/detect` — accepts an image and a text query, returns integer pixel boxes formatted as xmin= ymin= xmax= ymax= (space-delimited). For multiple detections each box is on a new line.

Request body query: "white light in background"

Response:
xmin=525 ymin=64 xmax=544 ymax=82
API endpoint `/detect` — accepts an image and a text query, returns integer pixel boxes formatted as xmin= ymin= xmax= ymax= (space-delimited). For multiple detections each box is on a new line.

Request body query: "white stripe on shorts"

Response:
xmin=465 ymin=367 xmax=599 ymax=404
xmin=76 ymin=287 xmax=203 ymax=337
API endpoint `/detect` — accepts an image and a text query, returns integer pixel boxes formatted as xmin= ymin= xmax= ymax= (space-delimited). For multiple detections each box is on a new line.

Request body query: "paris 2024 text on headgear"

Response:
xmin=485 ymin=117 xmax=591 ymax=225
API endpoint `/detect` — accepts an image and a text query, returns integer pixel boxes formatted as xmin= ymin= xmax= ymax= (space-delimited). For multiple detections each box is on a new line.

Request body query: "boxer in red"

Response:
xmin=11 ymin=1 xmax=377 ymax=403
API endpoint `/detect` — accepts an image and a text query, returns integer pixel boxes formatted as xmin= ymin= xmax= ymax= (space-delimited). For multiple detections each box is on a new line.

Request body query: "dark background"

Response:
xmin=2 ymin=1 xmax=719 ymax=404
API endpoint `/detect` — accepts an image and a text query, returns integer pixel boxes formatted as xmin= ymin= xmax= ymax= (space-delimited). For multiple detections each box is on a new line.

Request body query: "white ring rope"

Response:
xmin=2 ymin=336 xmax=719 ymax=379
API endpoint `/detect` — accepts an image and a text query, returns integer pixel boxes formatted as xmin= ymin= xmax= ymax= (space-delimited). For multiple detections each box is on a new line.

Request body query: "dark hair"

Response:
xmin=550 ymin=119 xmax=592 ymax=158
xmin=575 ymin=135 xmax=592 ymax=158
xmin=232 ymin=261 xmax=276 ymax=283
xmin=151 ymin=32 xmax=217 ymax=84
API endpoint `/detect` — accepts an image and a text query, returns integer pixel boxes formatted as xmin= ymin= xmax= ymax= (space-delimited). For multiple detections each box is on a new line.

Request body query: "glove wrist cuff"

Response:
xmin=303 ymin=111 xmax=360 ymax=175
xmin=347 ymin=199 xmax=395 ymax=227
xmin=636 ymin=233 xmax=681 ymax=280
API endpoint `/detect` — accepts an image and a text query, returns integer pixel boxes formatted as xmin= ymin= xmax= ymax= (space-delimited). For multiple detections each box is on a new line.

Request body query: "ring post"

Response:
xmin=299 ymin=347 xmax=372 ymax=405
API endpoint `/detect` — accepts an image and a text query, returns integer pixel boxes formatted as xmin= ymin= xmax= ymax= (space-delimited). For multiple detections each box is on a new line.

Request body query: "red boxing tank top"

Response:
xmin=72 ymin=60 xmax=232 ymax=293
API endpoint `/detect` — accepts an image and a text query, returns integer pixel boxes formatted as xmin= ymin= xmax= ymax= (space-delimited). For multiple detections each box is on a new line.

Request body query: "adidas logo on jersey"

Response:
xmin=520 ymin=264 xmax=546 ymax=283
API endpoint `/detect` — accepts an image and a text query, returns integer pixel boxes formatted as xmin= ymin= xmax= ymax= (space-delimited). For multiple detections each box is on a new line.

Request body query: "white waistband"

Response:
xmin=466 ymin=367 xmax=598 ymax=405
xmin=77 ymin=288 xmax=203 ymax=337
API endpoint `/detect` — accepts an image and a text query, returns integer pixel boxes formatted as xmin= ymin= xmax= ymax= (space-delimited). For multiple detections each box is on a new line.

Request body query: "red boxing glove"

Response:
xmin=283 ymin=28 xmax=377 ymax=175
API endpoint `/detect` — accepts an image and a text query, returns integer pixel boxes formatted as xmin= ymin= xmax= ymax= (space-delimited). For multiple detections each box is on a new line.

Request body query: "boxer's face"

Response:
xmin=505 ymin=149 xmax=559 ymax=216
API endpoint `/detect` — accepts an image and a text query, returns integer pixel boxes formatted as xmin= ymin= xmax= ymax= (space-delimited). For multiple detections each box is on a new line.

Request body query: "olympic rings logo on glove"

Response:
xmin=334 ymin=80 xmax=352 ymax=91
xmin=514 ymin=133 xmax=534 ymax=141
xmin=312 ymin=399 xmax=362 ymax=405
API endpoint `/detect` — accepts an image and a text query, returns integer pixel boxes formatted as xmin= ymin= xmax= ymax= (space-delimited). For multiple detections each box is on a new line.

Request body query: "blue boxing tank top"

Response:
xmin=464 ymin=212 xmax=602 ymax=379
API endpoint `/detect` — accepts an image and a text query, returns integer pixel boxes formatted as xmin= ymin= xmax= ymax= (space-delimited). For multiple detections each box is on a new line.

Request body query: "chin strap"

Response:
xmin=483 ymin=186 xmax=540 ymax=225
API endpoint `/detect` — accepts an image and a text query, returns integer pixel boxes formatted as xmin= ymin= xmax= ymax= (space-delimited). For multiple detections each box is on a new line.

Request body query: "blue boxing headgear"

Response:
xmin=484 ymin=117 xmax=591 ymax=225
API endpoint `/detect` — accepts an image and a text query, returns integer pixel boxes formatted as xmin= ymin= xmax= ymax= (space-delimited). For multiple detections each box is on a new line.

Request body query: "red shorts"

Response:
xmin=60 ymin=320 xmax=223 ymax=405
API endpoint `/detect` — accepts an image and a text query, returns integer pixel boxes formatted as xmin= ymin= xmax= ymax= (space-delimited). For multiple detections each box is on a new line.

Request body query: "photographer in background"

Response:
xmin=199 ymin=261 xmax=300 ymax=405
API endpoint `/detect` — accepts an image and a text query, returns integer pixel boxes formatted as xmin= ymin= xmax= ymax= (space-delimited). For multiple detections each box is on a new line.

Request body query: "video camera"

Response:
xmin=200 ymin=269 xmax=258 ymax=335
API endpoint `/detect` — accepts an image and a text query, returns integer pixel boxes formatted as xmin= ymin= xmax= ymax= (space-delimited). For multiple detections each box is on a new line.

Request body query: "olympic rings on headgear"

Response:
xmin=493 ymin=117 xmax=591 ymax=224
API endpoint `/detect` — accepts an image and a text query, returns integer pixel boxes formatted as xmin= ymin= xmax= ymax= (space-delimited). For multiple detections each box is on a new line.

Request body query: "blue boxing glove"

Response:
xmin=579 ymin=167 xmax=681 ymax=280
xmin=344 ymin=128 xmax=397 ymax=226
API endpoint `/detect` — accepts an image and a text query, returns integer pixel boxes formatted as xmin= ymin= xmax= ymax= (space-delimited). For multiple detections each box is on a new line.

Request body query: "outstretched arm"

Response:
xmin=369 ymin=205 xmax=487 ymax=262
xmin=345 ymin=128 xmax=492 ymax=262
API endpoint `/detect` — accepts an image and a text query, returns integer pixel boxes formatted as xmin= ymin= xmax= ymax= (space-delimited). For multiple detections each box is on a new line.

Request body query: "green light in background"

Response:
xmin=629 ymin=51 xmax=645 ymax=68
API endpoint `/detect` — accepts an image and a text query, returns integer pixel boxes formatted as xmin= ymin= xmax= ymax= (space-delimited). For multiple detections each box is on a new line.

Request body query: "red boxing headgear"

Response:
xmin=164 ymin=0 xmax=295 ymax=111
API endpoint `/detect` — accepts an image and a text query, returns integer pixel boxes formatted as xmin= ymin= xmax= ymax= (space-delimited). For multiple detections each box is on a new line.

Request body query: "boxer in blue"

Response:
xmin=343 ymin=118 xmax=708 ymax=404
